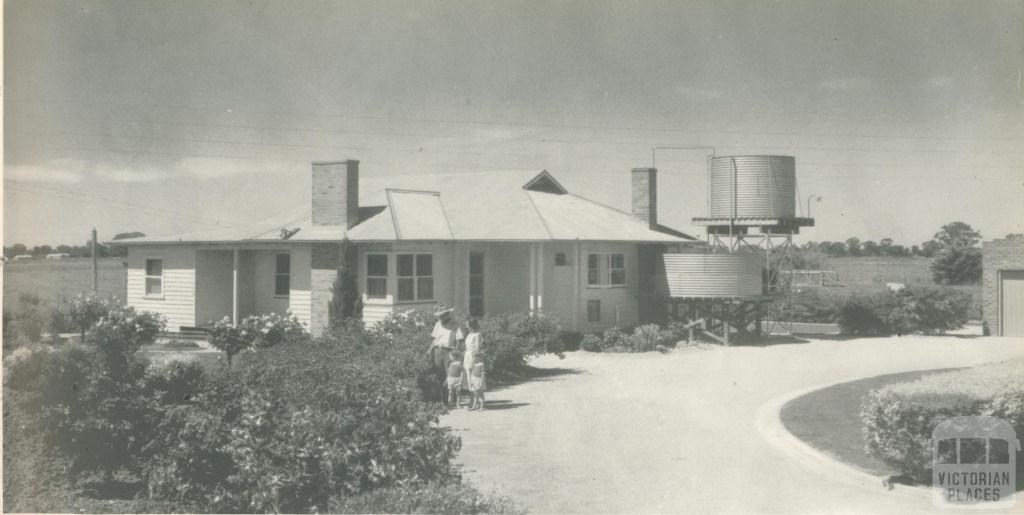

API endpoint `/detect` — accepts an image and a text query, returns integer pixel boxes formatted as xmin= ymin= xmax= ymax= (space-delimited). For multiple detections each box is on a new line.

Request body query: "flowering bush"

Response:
xmin=208 ymin=312 xmax=308 ymax=366
xmin=237 ymin=312 xmax=308 ymax=349
xmin=64 ymin=293 xmax=118 ymax=339
xmin=88 ymin=306 xmax=164 ymax=366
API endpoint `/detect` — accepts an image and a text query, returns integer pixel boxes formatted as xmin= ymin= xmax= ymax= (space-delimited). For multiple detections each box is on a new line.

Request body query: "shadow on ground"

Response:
xmin=488 ymin=365 xmax=583 ymax=393
xmin=482 ymin=400 xmax=530 ymax=411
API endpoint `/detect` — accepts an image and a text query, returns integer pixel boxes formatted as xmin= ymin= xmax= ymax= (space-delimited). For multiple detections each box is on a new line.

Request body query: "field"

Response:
xmin=821 ymin=256 xmax=983 ymax=318
xmin=3 ymin=258 xmax=126 ymax=311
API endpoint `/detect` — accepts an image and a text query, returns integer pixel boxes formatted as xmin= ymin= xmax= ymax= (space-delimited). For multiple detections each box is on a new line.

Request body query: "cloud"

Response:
xmin=819 ymin=77 xmax=874 ymax=91
xmin=4 ymin=161 xmax=85 ymax=184
xmin=92 ymin=166 xmax=171 ymax=182
xmin=176 ymin=157 xmax=303 ymax=179
xmin=5 ymin=157 xmax=303 ymax=184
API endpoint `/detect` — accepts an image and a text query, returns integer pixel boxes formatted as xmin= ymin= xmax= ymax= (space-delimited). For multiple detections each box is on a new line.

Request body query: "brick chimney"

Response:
xmin=312 ymin=160 xmax=359 ymax=228
xmin=631 ymin=167 xmax=657 ymax=228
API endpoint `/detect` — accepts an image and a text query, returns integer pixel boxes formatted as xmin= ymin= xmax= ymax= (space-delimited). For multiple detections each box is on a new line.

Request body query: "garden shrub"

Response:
xmin=885 ymin=287 xmax=970 ymax=335
xmin=861 ymin=360 xmax=1024 ymax=483
xmin=330 ymin=482 xmax=522 ymax=514
xmin=3 ymin=306 xmax=165 ymax=484
xmin=479 ymin=313 xmax=562 ymax=375
xmin=580 ymin=333 xmax=604 ymax=352
xmin=209 ymin=312 xmax=308 ymax=366
xmin=64 ymin=293 xmax=118 ymax=340
xmin=11 ymin=293 xmax=49 ymax=344
xmin=630 ymin=324 xmax=675 ymax=352
xmin=837 ymin=293 xmax=894 ymax=336
xmin=144 ymin=340 xmax=461 ymax=512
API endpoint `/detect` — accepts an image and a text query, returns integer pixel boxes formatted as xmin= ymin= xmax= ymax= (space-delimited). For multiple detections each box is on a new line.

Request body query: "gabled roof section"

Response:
xmin=522 ymin=170 xmax=567 ymax=194
xmin=385 ymin=189 xmax=454 ymax=240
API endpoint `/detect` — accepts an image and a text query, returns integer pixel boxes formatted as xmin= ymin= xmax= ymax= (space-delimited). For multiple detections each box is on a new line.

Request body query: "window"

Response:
xmin=366 ymin=254 xmax=388 ymax=299
xmin=397 ymin=254 xmax=433 ymax=301
xmin=555 ymin=252 xmax=567 ymax=266
xmin=587 ymin=300 xmax=601 ymax=322
xmin=145 ymin=259 xmax=163 ymax=296
xmin=587 ymin=253 xmax=626 ymax=287
xmin=274 ymin=254 xmax=290 ymax=296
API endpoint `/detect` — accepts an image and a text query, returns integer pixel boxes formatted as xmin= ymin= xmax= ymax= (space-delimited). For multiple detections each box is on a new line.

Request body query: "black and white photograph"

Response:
xmin=3 ymin=1 xmax=1023 ymax=513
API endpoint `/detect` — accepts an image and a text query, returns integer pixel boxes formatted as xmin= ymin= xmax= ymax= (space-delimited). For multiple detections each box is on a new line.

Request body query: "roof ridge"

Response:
xmin=385 ymin=190 xmax=403 ymax=239
xmin=565 ymin=192 xmax=634 ymax=217
xmin=523 ymin=190 xmax=555 ymax=239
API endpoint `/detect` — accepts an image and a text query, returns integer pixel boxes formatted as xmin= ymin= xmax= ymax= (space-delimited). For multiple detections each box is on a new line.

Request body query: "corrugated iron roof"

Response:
xmin=113 ymin=170 xmax=696 ymax=244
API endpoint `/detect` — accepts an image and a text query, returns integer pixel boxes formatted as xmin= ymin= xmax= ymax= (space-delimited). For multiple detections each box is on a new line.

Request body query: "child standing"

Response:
xmin=464 ymin=320 xmax=486 ymax=410
xmin=445 ymin=350 xmax=464 ymax=408
xmin=468 ymin=354 xmax=487 ymax=410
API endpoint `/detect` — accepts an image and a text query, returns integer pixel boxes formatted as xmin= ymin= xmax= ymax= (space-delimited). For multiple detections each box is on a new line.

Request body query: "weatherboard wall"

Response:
xmin=126 ymin=246 xmax=196 ymax=331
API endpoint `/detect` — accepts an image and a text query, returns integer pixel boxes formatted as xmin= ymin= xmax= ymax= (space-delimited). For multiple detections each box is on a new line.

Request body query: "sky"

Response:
xmin=4 ymin=0 xmax=1023 ymax=247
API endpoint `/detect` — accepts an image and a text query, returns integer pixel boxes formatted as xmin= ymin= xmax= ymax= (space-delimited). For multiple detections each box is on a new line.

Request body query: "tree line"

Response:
xmin=797 ymin=221 xmax=1007 ymax=285
xmin=3 ymin=233 xmax=143 ymax=259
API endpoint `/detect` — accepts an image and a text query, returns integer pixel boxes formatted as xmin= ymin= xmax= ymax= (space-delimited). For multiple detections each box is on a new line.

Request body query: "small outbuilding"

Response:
xmin=982 ymin=235 xmax=1024 ymax=337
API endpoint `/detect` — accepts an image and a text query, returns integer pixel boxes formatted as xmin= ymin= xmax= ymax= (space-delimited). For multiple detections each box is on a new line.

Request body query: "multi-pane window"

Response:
xmin=274 ymin=254 xmax=290 ymax=296
xmin=145 ymin=259 xmax=163 ymax=296
xmin=397 ymin=254 xmax=433 ymax=301
xmin=555 ymin=252 xmax=568 ymax=266
xmin=587 ymin=300 xmax=601 ymax=322
xmin=587 ymin=253 xmax=626 ymax=286
xmin=366 ymin=254 xmax=388 ymax=299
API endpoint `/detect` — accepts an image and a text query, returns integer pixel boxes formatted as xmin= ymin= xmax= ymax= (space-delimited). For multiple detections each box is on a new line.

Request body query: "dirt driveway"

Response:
xmin=444 ymin=336 xmax=1024 ymax=514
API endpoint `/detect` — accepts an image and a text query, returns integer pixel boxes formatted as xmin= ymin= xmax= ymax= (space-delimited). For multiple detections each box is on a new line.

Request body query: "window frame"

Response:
xmin=396 ymin=253 xmax=434 ymax=303
xmin=365 ymin=253 xmax=389 ymax=301
xmin=274 ymin=253 xmax=291 ymax=298
xmin=144 ymin=258 xmax=164 ymax=298
xmin=586 ymin=252 xmax=627 ymax=288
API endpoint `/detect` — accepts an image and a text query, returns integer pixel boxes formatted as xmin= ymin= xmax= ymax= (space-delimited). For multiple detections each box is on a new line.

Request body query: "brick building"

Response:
xmin=982 ymin=235 xmax=1024 ymax=336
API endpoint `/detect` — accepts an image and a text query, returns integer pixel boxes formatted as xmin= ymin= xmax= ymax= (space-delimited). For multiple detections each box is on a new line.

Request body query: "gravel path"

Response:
xmin=443 ymin=336 xmax=1024 ymax=514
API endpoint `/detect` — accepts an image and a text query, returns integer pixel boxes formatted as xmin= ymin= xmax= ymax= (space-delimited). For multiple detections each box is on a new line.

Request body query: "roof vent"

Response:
xmin=523 ymin=170 xmax=567 ymax=194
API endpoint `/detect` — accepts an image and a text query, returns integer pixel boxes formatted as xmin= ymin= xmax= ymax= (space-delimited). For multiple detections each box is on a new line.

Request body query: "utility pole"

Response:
xmin=92 ymin=228 xmax=99 ymax=293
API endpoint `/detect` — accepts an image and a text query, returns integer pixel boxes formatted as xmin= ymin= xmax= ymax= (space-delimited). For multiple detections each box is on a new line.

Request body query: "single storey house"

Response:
xmin=110 ymin=161 xmax=699 ymax=336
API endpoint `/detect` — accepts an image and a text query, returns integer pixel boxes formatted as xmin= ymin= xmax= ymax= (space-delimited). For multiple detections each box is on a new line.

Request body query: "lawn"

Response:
xmin=780 ymin=368 xmax=959 ymax=476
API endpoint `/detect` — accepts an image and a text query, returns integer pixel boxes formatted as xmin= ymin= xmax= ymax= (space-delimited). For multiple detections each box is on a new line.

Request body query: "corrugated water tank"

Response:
xmin=664 ymin=253 xmax=763 ymax=298
xmin=709 ymin=155 xmax=796 ymax=218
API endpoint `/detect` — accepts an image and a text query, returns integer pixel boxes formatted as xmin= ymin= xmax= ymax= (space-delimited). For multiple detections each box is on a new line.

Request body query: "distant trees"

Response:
xmin=802 ymin=238 xmax=914 ymax=258
xmin=3 ymin=240 xmax=126 ymax=258
xmin=797 ymin=222 xmax=983 ymax=285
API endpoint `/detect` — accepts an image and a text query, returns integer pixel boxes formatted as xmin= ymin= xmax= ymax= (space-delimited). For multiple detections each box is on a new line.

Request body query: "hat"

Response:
xmin=434 ymin=306 xmax=454 ymax=316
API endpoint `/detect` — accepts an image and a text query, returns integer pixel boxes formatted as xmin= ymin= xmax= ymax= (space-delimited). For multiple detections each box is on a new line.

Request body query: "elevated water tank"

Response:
xmin=709 ymin=155 xmax=796 ymax=218
xmin=664 ymin=253 xmax=763 ymax=298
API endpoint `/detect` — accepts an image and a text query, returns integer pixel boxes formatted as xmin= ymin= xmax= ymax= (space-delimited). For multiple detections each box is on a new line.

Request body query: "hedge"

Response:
xmin=861 ymin=360 xmax=1024 ymax=483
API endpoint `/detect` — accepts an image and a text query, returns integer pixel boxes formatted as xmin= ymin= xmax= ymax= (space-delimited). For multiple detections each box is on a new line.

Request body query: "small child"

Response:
xmin=468 ymin=351 xmax=487 ymax=410
xmin=445 ymin=350 xmax=464 ymax=408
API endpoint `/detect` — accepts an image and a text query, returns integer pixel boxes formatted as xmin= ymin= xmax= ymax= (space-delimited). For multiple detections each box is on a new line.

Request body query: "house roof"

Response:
xmin=111 ymin=170 xmax=697 ymax=245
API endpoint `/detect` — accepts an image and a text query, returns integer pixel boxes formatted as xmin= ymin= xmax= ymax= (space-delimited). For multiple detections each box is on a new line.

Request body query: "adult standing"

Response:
xmin=430 ymin=306 xmax=464 ymax=351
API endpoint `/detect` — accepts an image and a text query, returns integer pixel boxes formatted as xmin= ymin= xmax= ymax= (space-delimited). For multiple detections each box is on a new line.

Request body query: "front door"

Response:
xmin=469 ymin=252 xmax=485 ymax=317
